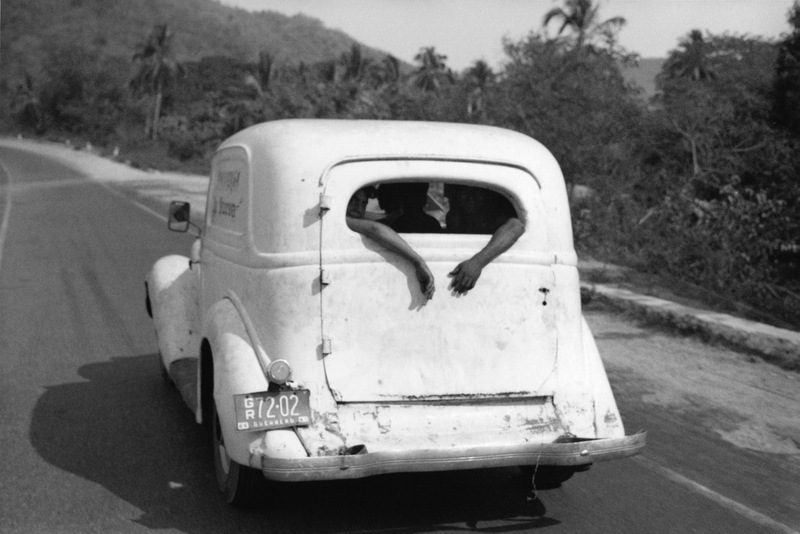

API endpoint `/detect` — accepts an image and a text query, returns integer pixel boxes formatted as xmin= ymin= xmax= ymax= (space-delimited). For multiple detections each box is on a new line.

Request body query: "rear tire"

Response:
xmin=145 ymin=283 xmax=153 ymax=318
xmin=212 ymin=398 xmax=265 ymax=507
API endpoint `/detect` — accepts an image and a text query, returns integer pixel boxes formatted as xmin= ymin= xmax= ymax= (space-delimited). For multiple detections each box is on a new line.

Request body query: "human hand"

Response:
xmin=448 ymin=258 xmax=483 ymax=294
xmin=415 ymin=261 xmax=436 ymax=300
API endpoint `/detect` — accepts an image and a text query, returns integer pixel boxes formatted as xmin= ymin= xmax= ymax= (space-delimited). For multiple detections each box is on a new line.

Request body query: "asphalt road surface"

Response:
xmin=1 ymin=145 xmax=798 ymax=534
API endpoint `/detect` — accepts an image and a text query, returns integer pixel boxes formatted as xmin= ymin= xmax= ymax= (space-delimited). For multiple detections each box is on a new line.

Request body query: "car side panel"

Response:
xmin=147 ymin=254 xmax=201 ymax=368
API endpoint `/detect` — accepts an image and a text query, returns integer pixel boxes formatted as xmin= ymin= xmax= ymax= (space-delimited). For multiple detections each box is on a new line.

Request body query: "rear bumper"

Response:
xmin=258 ymin=431 xmax=646 ymax=482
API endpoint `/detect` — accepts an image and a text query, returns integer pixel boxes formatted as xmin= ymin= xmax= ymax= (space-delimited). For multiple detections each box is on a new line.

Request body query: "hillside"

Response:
xmin=623 ymin=57 xmax=664 ymax=99
xmin=0 ymin=0 xmax=389 ymax=85
xmin=1 ymin=0 xmax=664 ymax=99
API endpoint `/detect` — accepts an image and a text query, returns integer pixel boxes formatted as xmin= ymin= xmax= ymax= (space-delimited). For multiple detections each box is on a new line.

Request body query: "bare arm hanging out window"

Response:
xmin=346 ymin=187 xmax=435 ymax=300
xmin=445 ymin=185 xmax=524 ymax=294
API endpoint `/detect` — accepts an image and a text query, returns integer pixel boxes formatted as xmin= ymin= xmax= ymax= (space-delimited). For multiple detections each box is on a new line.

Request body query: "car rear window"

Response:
xmin=351 ymin=181 xmax=519 ymax=235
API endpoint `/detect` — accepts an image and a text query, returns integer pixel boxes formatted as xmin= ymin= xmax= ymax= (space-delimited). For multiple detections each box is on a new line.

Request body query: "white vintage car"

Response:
xmin=146 ymin=119 xmax=645 ymax=506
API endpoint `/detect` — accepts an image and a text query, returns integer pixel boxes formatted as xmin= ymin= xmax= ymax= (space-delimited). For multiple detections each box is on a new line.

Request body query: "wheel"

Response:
xmin=145 ymin=283 xmax=153 ymax=318
xmin=147 ymin=283 xmax=172 ymax=386
xmin=212 ymin=398 xmax=265 ymax=507
xmin=519 ymin=465 xmax=586 ymax=489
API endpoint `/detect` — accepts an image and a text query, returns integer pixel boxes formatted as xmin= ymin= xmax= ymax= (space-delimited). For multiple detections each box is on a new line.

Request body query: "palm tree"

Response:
xmin=256 ymin=50 xmax=275 ymax=92
xmin=543 ymin=0 xmax=626 ymax=51
xmin=361 ymin=54 xmax=400 ymax=90
xmin=663 ymin=30 xmax=716 ymax=82
xmin=659 ymin=30 xmax=717 ymax=176
xmin=464 ymin=60 xmax=495 ymax=119
xmin=382 ymin=55 xmax=401 ymax=85
xmin=15 ymin=73 xmax=45 ymax=133
xmin=244 ymin=49 xmax=278 ymax=100
xmin=411 ymin=46 xmax=452 ymax=92
xmin=130 ymin=24 xmax=183 ymax=140
xmin=341 ymin=44 xmax=369 ymax=82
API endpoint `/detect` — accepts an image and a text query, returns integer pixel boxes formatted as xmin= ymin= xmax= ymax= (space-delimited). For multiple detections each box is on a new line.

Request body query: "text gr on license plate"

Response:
xmin=233 ymin=390 xmax=311 ymax=431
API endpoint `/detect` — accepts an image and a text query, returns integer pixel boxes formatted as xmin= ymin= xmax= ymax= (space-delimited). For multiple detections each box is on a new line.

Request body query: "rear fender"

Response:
xmin=582 ymin=316 xmax=625 ymax=438
xmin=202 ymin=296 xmax=307 ymax=467
xmin=202 ymin=297 xmax=271 ymax=466
xmin=202 ymin=294 xmax=347 ymax=464
xmin=147 ymin=255 xmax=200 ymax=369
xmin=551 ymin=315 xmax=625 ymax=439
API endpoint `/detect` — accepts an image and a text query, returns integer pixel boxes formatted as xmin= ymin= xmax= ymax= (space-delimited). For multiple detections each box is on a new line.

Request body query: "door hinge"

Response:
xmin=319 ymin=194 xmax=331 ymax=215
xmin=320 ymin=268 xmax=331 ymax=286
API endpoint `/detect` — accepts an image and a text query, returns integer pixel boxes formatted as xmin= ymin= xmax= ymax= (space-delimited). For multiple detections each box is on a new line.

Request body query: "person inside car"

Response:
xmin=445 ymin=185 xmax=524 ymax=294
xmin=379 ymin=182 xmax=442 ymax=234
xmin=346 ymin=187 xmax=435 ymax=300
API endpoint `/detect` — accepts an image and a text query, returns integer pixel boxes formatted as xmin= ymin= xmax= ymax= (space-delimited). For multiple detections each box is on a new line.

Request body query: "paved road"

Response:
xmin=1 ymin=145 xmax=798 ymax=533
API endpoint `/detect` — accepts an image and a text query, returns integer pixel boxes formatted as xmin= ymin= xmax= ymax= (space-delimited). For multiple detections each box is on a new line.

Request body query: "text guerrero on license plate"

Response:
xmin=234 ymin=390 xmax=311 ymax=431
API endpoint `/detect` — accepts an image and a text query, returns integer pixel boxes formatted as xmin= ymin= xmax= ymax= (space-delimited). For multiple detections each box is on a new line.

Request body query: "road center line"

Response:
xmin=634 ymin=455 xmax=800 ymax=534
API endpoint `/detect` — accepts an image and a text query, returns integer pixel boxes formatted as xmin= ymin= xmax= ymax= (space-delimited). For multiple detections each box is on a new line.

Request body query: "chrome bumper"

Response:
xmin=259 ymin=431 xmax=646 ymax=482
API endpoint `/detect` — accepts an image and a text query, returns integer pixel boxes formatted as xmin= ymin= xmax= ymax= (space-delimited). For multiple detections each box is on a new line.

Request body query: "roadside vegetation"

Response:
xmin=2 ymin=0 xmax=798 ymax=327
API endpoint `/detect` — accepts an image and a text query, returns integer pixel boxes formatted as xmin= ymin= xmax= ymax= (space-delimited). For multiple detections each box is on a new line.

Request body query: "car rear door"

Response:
xmin=319 ymin=160 xmax=559 ymax=402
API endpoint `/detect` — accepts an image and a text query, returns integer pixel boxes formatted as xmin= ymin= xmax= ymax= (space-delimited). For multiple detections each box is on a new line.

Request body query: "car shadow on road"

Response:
xmin=30 ymin=353 xmax=562 ymax=533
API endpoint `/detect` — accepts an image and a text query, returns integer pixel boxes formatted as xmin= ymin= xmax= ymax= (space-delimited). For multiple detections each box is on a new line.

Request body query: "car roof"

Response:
xmin=212 ymin=119 xmax=573 ymax=257
xmin=219 ymin=119 xmax=561 ymax=183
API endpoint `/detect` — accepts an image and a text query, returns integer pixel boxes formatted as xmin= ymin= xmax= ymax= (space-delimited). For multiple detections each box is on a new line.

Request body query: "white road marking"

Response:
xmin=635 ymin=455 xmax=800 ymax=534
xmin=96 ymin=181 xmax=168 ymax=223
xmin=0 ymin=158 xmax=14 ymax=276
xmin=0 ymin=159 xmax=169 ymax=281
xmin=6 ymin=177 xmax=93 ymax=191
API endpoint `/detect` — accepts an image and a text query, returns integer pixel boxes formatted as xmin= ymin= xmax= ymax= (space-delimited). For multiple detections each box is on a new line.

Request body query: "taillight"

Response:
xmin=266 ymin=359 xmax=292 ymax=384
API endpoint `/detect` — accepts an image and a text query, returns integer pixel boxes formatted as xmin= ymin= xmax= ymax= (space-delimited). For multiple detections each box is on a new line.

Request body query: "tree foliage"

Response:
xmin=33 ymin=43 xmax=129 ymax=137
xmin=660 ymin=30 xmax=716 ymax=82
xmin=774 ymin=1 xmax=800 ymax=134
xmin=130 ymin=25 xmax=184 ymax=140
xmin=411 ymin=47 xmax=453 ymax=92
xmin=615 ymin=30 xmax=800 ymax=316
xmin=3 ymin=0 xmax=798 ymax=321
xmin=543 ymin=0 xmax=627 ymax=52
xmin=495 ymin=32 xmax=641 ymax=188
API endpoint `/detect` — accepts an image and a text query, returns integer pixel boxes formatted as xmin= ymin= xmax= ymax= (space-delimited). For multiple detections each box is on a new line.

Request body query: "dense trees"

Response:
xmin=615 ymin=28 xmax=799 ymax=317
xmin=36 ymin=43 xmax=129 ymax=137
xmin=130 ymin=25 xmax=183 ymax=140
xmin=2 ymin=1 xmax=799 ymax=321
xmin=774 ymin=2 xmax=800 ymax=134
xmin=495 ymin=32 xmax=640 ymax=189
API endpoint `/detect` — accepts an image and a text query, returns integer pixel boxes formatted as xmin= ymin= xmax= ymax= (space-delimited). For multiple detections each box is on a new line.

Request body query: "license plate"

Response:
xmin=233 ymin=390 xmax=311 ymax=432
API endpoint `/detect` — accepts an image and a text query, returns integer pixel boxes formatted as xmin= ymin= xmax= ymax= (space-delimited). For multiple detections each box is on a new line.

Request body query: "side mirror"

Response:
xmin=168 ymin=201 xmax=191 ymax=232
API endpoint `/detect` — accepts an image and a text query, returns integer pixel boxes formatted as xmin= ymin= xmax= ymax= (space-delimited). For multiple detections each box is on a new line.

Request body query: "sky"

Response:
xmin=218 ymin=0 xmax=795 ymax=70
